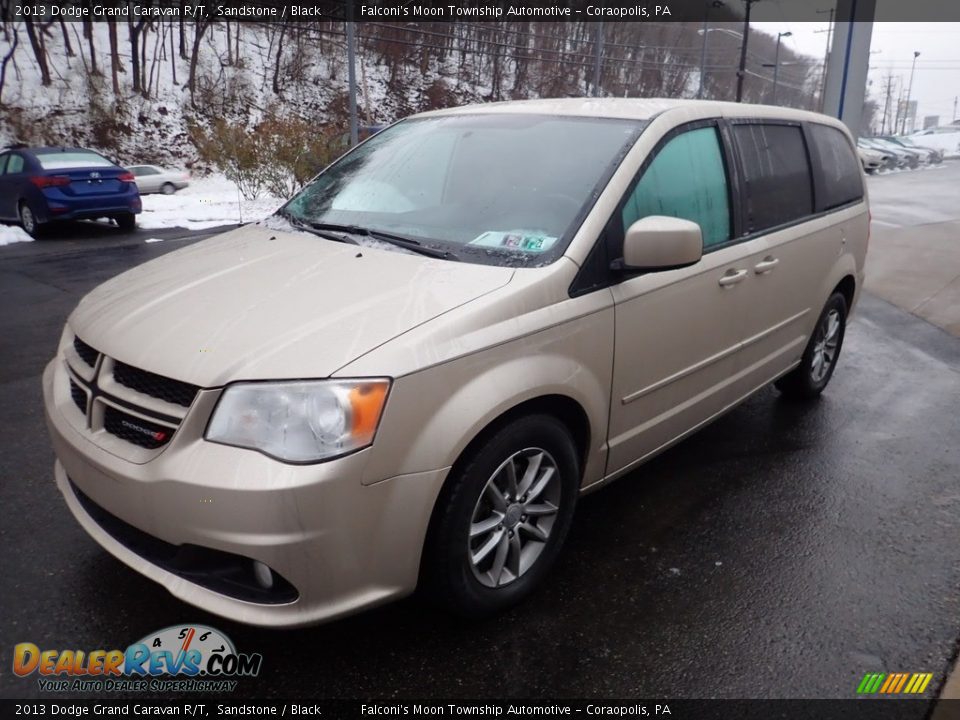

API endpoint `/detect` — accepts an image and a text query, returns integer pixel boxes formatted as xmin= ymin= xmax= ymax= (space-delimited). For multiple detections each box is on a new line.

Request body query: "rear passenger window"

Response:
xmin=622 ymin=126 xmax=731 ymax=249
xmin=6 ymin=154 xmax=24 ymax=174
xmin=733 ymin=124 xmax=813 ymax=233
xmin=809 ymin=124 xmax=864 ymax=210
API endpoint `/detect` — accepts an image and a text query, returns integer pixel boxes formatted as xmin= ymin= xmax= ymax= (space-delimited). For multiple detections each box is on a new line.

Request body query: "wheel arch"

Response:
xmin=447 ymin=394 xmax=591 ymax=482
xmin=415 ymin=391 xmax=591 ymax=592
xmin=832 ymin=274 xmax=856 ymax=312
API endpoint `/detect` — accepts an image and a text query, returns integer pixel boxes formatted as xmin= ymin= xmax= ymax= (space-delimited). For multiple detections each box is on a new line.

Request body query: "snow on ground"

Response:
xmin=138 ymin=175 xmax=285 ymax=231
xmin=0 ymin=225 xmax=34 ymax=246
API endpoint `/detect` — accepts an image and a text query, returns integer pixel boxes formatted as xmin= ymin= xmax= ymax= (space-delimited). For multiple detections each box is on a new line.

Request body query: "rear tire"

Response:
xmin=160 ymin=182 xmax=176 ymax=195
xmin=19 ymin=202 xmax=41 ymax=238
xmin=775 ymin=292 xmax=848 ymax=401
xmin=114 ymin=213 xmax=137 ymax=232
xmin=421 ymin=414 xmax=580 ymax=618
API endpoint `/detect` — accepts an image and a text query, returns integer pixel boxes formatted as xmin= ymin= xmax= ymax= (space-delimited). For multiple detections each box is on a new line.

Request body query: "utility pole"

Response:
xmin=954 ymin=96 xmax=958 ymax=122
xmin=592 ymin=20 xmax=603 ymax=97
xmin=816 ymin=7 xmax=834 ymax=111
xmin=900 ymin=50 xmax=920 ymax=134
xmin=893 ymin=78 xmax=904 ymax=136
xmin=346 ymin=0 xmax=358 ymax=147
xmin=772 ymin=31 xmax=792 ymax=105
xmin=881 ymin=74 xmax=894 ymax=135
xmin=735 ymin=0 xmax=756 ymax=103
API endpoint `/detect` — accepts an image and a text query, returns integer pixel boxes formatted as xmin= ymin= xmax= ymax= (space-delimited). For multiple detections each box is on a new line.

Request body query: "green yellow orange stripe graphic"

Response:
xmin=857 ymin=672 xmax=933 ymax=694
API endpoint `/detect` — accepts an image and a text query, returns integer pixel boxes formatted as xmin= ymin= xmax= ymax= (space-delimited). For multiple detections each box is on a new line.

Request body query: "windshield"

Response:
xmin=282 ymin=114 xmax=645 ymax=266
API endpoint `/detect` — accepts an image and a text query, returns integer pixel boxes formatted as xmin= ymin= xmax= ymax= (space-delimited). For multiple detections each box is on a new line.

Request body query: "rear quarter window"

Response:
xmin=808 ymin=124 xmax=864 ymax=210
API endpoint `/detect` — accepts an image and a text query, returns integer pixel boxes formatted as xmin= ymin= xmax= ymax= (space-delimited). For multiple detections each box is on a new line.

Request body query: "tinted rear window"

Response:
xmin=733 ymin=124 xmax=813 ymax=233
xmin=35 ymin=151 xmax=114 ymax=170
xmin=809 ymin=124 xmax=864 ymax=210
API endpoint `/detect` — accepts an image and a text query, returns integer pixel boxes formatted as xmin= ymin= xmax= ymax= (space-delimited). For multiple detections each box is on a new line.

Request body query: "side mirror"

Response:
xmin=620 ymin=215 xmax=703 ymax=272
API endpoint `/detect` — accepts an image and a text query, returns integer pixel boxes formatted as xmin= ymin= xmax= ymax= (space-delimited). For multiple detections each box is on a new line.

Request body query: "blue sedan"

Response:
xmin=0 ymin=146 xmax=142 ymax=237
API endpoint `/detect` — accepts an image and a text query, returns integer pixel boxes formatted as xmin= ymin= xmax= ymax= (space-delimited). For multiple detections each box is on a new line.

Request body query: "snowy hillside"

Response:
xmin=0 ymin=21 xmax=486 ymax=170
xmin=0 ymin=19 xmax=821 ymax=199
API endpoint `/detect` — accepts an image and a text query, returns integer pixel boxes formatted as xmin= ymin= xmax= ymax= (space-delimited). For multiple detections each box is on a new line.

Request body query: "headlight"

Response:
xmin=205 ymin=379 xmax=391 ymax=463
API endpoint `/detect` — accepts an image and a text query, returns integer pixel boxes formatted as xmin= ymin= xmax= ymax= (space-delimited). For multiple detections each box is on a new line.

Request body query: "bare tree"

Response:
xmin=272 ymin=21 xmax=287 ymax=97
xmin=82 ymin=16 xmax=99 ymax=75
xmin=187 ymin=17 xmax=215 ymax=101
xmin=57 ymin=19 xmax=74 ymax=57
xmin=178 ymin=16 xmax=187 ymax=59
xmin=23 ymin=18 xmax=51 ymax=86
xmin=108 ymin=20 xmax=121 ymax=95
xmin=168 ymin=19 xmax=177 ymax=85
xmin=0 ymin=24 xmax=19 ymax=104
xmin=127 ymin=15 xmax=147 ymax=95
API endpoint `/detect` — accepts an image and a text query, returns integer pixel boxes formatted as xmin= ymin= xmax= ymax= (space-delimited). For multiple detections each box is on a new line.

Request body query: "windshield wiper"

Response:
xmin=275 ymin=210 xmax=360 ymax=245
xmin=308 ymin=223 xmax=459 ymax=261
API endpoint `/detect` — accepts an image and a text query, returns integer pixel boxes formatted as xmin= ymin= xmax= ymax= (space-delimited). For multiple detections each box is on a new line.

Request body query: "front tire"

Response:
xmin=160 ymin=182 xmax=176 ymax=195
xmin=775 ymin=292 xmax=848 ymax=401
xmin=422 ymin=414 xmax=580 ymax=618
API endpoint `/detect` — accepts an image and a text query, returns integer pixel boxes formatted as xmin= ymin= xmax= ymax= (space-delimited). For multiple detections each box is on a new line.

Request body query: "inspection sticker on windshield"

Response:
xmin=469 ymin=231 xmax=558 ymax=253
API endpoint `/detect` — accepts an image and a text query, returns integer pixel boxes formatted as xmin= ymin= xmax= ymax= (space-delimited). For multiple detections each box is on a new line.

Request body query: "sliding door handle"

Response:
xmin=718 ymin=269 xmax=748 ymax=287
xmin=754 ymin=256 xmax=780 ymax=274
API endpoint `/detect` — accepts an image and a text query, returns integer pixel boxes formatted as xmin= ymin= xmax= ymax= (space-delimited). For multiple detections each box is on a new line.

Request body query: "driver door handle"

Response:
xmin=718 ymin=269 xmax=748 ymax=287
xmin=754 ymin=256 xmax=780 ymax=274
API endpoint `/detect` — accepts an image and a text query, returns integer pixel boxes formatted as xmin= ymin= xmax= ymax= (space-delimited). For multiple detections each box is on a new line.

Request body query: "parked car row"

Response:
xmin=857 ymin=135 xmax=945 ymax=173
xmin=0 ymin=144 xmax=191 ymax=237
xmin=909 ymin=125 xmax=960 ymax=159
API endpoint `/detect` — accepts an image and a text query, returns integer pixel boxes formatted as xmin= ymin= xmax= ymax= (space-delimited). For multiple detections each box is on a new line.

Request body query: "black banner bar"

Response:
xmin=6 ymin=0 xmax=960 ymax=23
xmin=1 ymin=699 xmax=959 ymax=720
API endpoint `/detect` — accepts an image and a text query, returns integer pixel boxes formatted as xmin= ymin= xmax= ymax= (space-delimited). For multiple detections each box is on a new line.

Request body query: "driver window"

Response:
xmin=622 ymin=126 xmax=731 ymax=249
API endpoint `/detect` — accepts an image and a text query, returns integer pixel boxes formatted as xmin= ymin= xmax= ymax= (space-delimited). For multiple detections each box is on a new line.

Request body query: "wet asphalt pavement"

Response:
xmin=1 ymin=201 xmax=959 ymax=703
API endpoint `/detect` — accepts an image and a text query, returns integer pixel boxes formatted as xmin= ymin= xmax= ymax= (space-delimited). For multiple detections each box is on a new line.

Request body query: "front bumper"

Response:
xmin=43 ymin=359 xmax=449 ymax=627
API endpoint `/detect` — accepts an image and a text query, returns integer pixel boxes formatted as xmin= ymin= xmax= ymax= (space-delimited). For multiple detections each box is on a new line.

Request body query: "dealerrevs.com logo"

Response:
xmin=13 ymin=625 xmax=262 ymax=693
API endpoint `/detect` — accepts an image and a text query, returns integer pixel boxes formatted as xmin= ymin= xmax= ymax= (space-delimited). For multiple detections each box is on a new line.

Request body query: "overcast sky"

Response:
xmin=752 ymin=20 xmax=960 ymax=126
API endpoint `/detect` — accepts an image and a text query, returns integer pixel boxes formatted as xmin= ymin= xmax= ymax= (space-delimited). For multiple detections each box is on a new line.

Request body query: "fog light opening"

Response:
xmin=252 ymin=560 xmax=275 ymax=590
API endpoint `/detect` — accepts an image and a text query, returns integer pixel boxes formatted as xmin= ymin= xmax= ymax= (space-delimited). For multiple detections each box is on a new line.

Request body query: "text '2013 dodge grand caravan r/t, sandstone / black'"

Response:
xmin=43 ymin=99 xmax=868 ymax=627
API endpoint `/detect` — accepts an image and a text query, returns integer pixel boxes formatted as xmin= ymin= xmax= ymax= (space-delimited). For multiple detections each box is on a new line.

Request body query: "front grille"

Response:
xmin=69 ymin=380 xmax=87 ymax=413
xmin=73 ymin=336 xmax=99 ymax=367
xmin=113 ymin=361 xmax=199 ymax=408
xmin=103 ymin=406 xmax=173 ymax=449
xmin=69 ymin=480 xmax=299 ymax=605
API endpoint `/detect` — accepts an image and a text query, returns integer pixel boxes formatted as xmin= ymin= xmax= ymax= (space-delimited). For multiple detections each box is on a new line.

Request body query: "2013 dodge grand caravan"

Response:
xmin=43 ymin=99 xmax=868 ymax=627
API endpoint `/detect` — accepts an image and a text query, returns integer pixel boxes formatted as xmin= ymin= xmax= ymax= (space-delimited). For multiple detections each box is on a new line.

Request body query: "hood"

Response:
xmin=70 ymin=225 xmax=514 ymax=386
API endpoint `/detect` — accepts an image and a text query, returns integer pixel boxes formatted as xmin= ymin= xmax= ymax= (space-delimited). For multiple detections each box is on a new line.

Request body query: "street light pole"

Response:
xmin=772 ymin=31 xmax=792 ymax=105
xmin=735 ymin=0 xmax=756 ymax=102
xmin=592 ymin=20 xmax=603 ymax=97
xmin=901 ymin=50 xmax=920 ymax=134
xmin=346 ymin=0 xmax=358 ymax=147
xmin=698 ymin=16 xmax=710 ymax=99
xmin=697 ymin=1 xmax=725 ymax=100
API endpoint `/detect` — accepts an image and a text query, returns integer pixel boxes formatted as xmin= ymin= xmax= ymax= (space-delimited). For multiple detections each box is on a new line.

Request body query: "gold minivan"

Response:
xmin=43 ymin=99 xmax=868 ymax=627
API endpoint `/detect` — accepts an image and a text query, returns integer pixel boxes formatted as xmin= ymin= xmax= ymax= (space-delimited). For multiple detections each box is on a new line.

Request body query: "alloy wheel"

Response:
xmin=20 ymin=205 xmax=35 ymax=235
xmin=811 ymin=309 xmax=841 ymax=383
xmin=468 ymin=447 xmax=561 ymax=588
